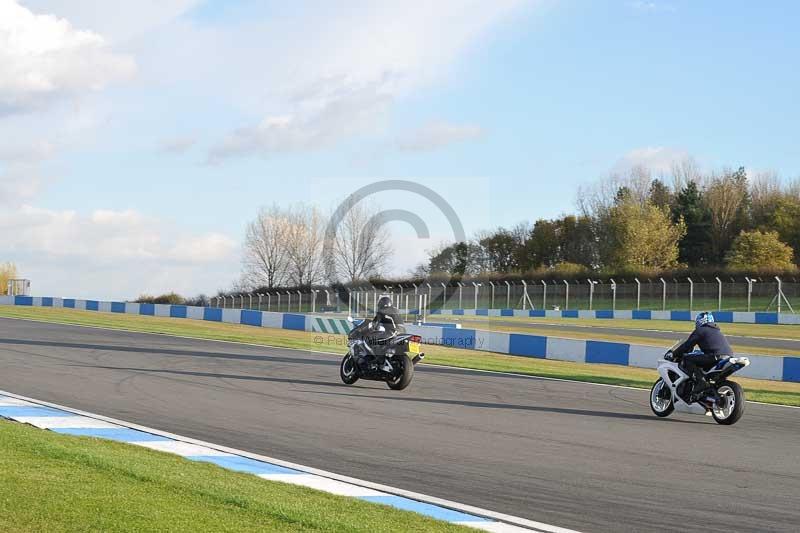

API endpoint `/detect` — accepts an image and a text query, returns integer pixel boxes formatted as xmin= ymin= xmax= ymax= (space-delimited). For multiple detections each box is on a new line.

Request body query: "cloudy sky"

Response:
xmin=2 ymin=1 xmax=799 ymax=299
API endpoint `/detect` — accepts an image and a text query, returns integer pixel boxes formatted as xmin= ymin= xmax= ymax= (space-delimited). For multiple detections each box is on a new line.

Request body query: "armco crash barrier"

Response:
xmin=432 ymin=308 xmax=800 ymax=325
xmin=2 ymin=295 xmax=799 ymax=383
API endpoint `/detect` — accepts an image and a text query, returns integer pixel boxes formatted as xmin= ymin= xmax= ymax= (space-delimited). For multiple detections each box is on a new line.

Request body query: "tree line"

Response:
xmin=421 ymin=161 xmax=800 ymax=280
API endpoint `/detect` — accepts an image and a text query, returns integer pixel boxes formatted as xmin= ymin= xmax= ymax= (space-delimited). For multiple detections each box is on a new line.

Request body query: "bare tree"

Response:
xmin=577 ymin=167 xmax=652 ymax=219
xmin=329 ymin=199 xmax=391 ymax=283
xmin=670 ymin=157 xmax=702 ymax=191
xmin=284 ymin=204 xmax=325 ymax=286
xmin=241 ymin=205 xmax=290 ymax=289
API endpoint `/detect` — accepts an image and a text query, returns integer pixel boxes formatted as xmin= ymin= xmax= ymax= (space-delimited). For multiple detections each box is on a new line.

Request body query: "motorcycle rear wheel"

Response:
xmin=340 ymin=354 xmax=359 ymax=385
xmin=386 ymin=354 xmax=414 ymax=390
xmin=711 ymin=380 xmax=745 ymax=425
xmin=650 ymin=378 xmax=674 ymax=417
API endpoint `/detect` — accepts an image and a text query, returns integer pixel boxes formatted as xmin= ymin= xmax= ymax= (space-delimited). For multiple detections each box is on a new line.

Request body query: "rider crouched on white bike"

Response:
xmin=668 ymin=312 xmax=733 ymax=401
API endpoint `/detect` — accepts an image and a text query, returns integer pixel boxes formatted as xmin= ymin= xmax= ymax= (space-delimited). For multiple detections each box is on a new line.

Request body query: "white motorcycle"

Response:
xmin=650 ymin=343 xmax=750 ymax=425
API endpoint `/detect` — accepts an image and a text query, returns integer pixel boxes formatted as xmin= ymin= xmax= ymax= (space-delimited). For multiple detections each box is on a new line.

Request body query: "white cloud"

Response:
xmin=19 ymin=0 xmax=201 ymax=43
xmin=0 ymin=205 xmax=238 ymax=299
xmin=612 ymin=146 xmax=691 ymax=175
xmin=209 ymin=86 xmax=391 ymax=161
xmin=206 ymin=0 xmax=526 ymax=161
xmin=0 ymin=0 xmax=136 ymax=112
xmin=158 ymin=136 xmax=196 ymax=154
xmin=395 ymin=121 xmax=484 ymax=152
xmin=628 ymin=1 xmax=676 ymax=12
xmin=1 ymin=206 xmax=235 ymax=262
xmin=0 ymin=165 xmax=49 ymax=206
xmin=0 ymin=139 xmax=56 ymax=206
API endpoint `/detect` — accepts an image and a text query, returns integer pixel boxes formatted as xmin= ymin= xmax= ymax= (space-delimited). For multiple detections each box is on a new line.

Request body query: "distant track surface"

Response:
xmin=438 ymin=317 xmax=800 ymax=353
xmin=1 ymin=317 xmax=798 ymax=533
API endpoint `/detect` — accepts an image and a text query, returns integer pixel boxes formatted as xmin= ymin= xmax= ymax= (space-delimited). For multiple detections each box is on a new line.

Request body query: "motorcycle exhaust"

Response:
xmin=412 ymin=353 xmax=425 ymax=365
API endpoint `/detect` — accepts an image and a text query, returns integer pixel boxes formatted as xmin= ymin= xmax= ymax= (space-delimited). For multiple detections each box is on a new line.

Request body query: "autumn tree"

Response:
xmin=725 ymin=230 xmax=795 ymax=270
xmin=705 ymin=167 xmax=751 ymax=263
xmin=0 ymin=262 xmax=18 ymax=295
xmin=606 ymin=198 xmax=686 ymax=271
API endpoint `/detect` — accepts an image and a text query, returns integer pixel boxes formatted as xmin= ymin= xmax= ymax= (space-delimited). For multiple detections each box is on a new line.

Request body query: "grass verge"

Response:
xmin=1 ymin=306 xmax=798 ymax=407
xmin=0 ymin=419 xmax=468 ymax=533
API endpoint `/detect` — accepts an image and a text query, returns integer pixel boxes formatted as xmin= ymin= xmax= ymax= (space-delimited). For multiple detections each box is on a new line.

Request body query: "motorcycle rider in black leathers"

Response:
xmin=368 ymin=296 xmax=404 ymax=371
xmin=669 ymin=312 xmax=733 ymax=401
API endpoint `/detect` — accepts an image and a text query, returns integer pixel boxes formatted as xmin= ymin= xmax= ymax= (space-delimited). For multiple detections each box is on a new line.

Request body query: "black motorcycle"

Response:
xmin=339 ymin=317 xmax=424 ymax=390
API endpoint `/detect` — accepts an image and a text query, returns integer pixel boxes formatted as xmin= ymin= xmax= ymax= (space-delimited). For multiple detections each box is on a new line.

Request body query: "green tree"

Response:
xmin=525 ymin=219 xmax=560 ymax=269
xmin=725 ymin=230 xmax=795 ymax=270
xmin=428 ymin=242 xmax=481 ymax=276
xmin=0 ymin=262 xmax=18 ymax=295
xmin=478 ymin=229 xmax=520 ymax=273
xmin=671 ymin=181 xmax=713 ymax=265
xmin=765 ymin=196 xmax=800 ymax=264
xmin=606 ymin=198 xmax=686 ymax=271
xmin=559 ymin=215 xmax=596 ymax=268
xmin=648 ymin=179 xmax=673 ymax=212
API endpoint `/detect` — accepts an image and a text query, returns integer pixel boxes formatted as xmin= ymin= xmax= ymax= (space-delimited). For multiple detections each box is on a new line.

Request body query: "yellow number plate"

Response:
xmin=408 ymin=341 xmax=421 ymax=354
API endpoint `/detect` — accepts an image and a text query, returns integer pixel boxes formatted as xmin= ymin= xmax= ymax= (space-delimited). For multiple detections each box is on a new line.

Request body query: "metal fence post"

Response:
xmin=541 ymin=280 xmax=547 ymax=310
xmin=521 ymin=280 xmax=528 ymax=310
xmin=564 ymin=280 xmax=569 ymax=310
xmin=248 ymin=294 xmax=252 ymax=309
xmin=297 ymin=290 xmax=302 ymax=312
xmin=745 ymin=277 xmax=752 ymax=312
xmin=687 ymin=277 xmax=693 ymax=313
xmin=457 ymin=282 xmax=464 ymax=309
xmin=588 ymin=279 xmax=596 ymax=310
xmin=776 ymin=276 xmax=782 ymax=314
xmin=426 ymin=283 xmax=432 ymax=313
xmin=472 ymin=282 xmax=480 ymax=309
xmin=635 ymin=278 xmax=641 ymax=310
xmin=505 ymin=281 xmax=511 ymax=309
xmin=489 ymin=281 xmax=496 ymax=309
xmin=610 ymin=278 xmax=617 ymax=311
xmin=715 ymin=277 xmax=722 ymax=311
xmin=660 ymin=278 xmax=667 ymax=311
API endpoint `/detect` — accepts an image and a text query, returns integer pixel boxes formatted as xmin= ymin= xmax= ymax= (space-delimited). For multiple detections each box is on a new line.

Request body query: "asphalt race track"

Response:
xmin=440 ymin=317 xmax=800 ymax=353
xmin=1 ymin=318 xmax=799 ymax=532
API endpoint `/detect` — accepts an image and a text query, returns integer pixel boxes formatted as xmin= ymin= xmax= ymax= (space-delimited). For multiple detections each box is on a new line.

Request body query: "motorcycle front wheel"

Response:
xmin=340 ymin=354 xmax=359 ymax=385
xmin=386 ymin=354 xmax=414 ymax=390
xmin=650 ymin=378 xmax=674 ymax=417
xmin=711 ymin=380 xmax=745 ymax=425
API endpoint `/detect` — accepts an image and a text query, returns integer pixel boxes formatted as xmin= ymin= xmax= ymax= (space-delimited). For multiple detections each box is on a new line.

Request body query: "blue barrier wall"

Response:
xmin=1 ymin=296 xmax=796 ymax=382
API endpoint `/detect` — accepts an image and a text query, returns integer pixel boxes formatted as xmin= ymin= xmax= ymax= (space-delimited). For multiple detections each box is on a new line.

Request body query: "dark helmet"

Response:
xmin=377 ymin=296 xmax=393 ymax=309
